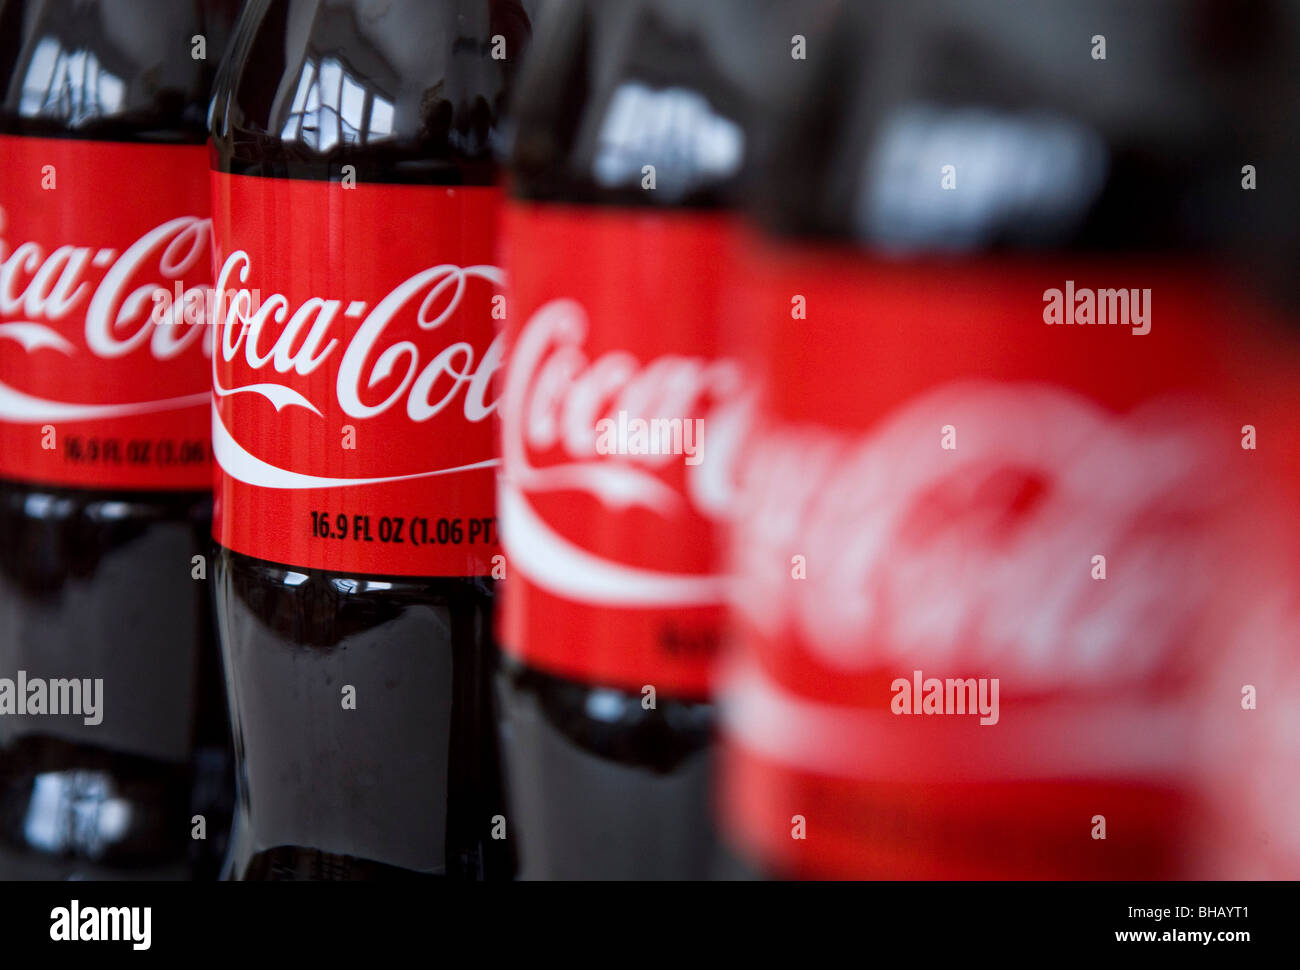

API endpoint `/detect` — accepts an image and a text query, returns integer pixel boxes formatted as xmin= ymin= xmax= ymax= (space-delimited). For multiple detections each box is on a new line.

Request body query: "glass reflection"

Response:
xmin=17 ymin=36 xmax=125 ymax=125
xmin=279 ymin=56 xmax=396 ymax=152
xmin=23 ymin=771 xmax=132 ymax=858
xmin=857 ymin=103 xmax=1109 ymax=252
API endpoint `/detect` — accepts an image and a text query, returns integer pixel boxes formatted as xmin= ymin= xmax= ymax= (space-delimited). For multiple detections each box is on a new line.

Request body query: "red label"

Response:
xmin=720 ymin=239 xmax=1294 ymax=878
xmin=0 ymin=135 xmax=212 ymax=489
xmin=210 ymin=174 xmax=501 ymax=576
xmin=497 ymin=202 xmax=751 ymax=699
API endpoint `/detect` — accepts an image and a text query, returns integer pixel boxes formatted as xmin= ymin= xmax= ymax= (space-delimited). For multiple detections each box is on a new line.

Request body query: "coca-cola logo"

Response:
xmin=0 ymin=206 xmax=211 ymax=421
xmin=211 ymin=250 xmax=503 ymax=489
xmin=498 ymin=297 xmax=752 ymax=606
xmin=733 ymin=381 xmax=1241 ymax=690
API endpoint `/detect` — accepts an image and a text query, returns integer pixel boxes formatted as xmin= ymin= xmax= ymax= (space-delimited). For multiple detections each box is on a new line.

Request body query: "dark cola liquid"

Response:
xmin=214 ymin=550 xmax=501 ymax=880
xmin=0 ymin=0 xmax=239 ymax=879
xmin=209 ymin=0 xmax=536 ymax=880
xmin=496 ymin=657 xmax=721 ymax=879
xmin=0 ymin=487 xmax=219 ymax=878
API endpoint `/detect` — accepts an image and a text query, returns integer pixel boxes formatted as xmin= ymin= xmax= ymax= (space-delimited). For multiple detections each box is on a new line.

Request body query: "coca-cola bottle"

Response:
xmin=495 ymin=0 xmax=814 ymax=879
xmin=718 ymin=0 xmax=1300 ymax=879
xmin=0 ymin=0 xmax=239 ymax=879
xmin=209 ymin=0 xmax=537 ymax=880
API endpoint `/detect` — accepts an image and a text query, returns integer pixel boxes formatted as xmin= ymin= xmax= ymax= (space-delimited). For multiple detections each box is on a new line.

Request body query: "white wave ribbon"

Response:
xmin=0 ymin=379 xmax=208 ymax=422
xmin=497 ymin=475 xmax=725 ymax=607
xmin=211 ymin=379 xmax=323 ymax=415
xmin=0 ymin=322 xmax=76 ymax=354
xmin=211 ymin=402 xmax=498 ymax=489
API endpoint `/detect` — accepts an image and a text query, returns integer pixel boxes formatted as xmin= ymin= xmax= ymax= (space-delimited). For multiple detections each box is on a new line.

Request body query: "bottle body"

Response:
xmin=494 ymin=0 xmax=791 ymax=878
xmin=209 ymin=0 xmax=535 ymax=879
xmin=717 ymin=0 xmax=1300 ymax=880
xmin=494 ymin=203 xmax=736 ymax=877
xmin=0 ymin=0 xmax=237 ymax=879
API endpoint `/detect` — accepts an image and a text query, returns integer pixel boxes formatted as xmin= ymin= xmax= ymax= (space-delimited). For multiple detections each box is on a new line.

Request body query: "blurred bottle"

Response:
xmin=0 ymin=0 xmax=239 ymax=879
xmin=719 ymin=0 xmax=1300 ymax=879
xmin=495 ymin=0 xmax=804 ymax=879
xmin=209 ymin=0 xmax=537 ymax=880
xmin=1191 ymin=2 xmax=1300 ymax=879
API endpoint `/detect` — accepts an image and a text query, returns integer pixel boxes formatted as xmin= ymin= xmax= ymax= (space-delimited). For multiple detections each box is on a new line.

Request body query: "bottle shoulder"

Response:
xmin=753 ymin=0 xmax=1278 ymax=256
xmin=0 ymin=0 xmax=226 ymax=143
xmin=209 ymin=0 xmax=537 ymax=185
xmin=504 ymin=0 xmax=767 ymax=210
